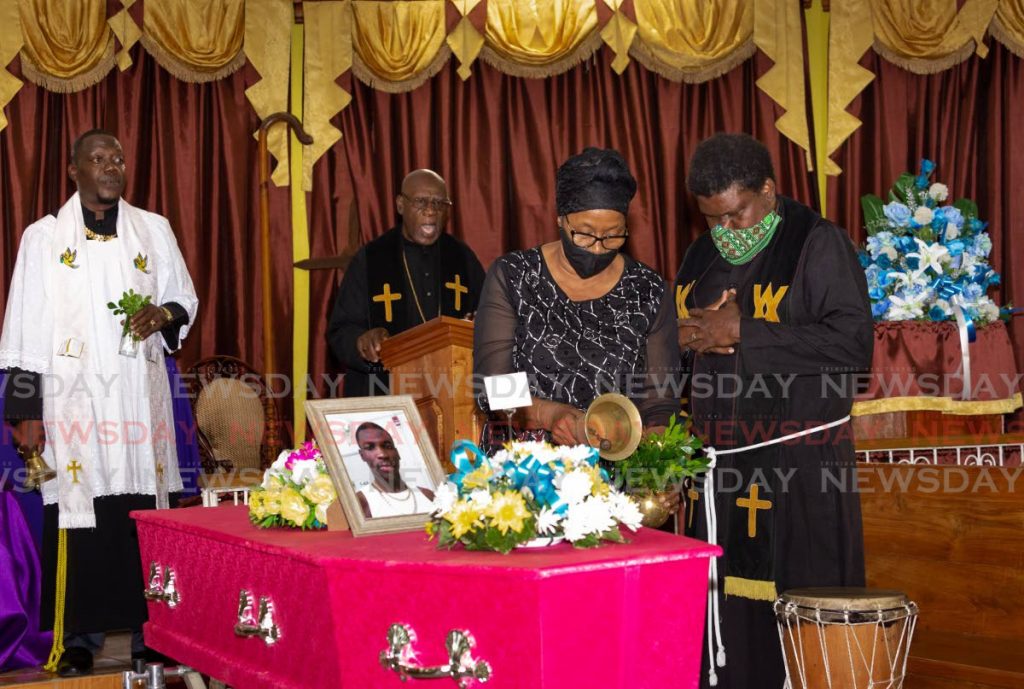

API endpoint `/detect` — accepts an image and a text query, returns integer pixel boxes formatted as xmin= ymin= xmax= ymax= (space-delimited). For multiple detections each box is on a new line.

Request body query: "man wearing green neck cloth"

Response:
xmin=675 ymin=133 xmax=873 ymax=689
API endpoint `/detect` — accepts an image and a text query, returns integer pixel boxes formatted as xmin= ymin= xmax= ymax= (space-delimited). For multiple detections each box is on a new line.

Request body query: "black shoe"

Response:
xmin=56 ymin=647 xmax=94 ymax=677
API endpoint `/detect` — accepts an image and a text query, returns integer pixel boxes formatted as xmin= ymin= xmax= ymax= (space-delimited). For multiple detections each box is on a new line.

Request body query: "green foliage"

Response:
xmin=889 ymin=173 xmax=917 ymax=204
xmin=861 ymin=194 xmax=887 ymax=236
xmin=617 ymin=414 xmax=708 ymax=492
xmin=107 ymin=289 xmax=152 ymax=338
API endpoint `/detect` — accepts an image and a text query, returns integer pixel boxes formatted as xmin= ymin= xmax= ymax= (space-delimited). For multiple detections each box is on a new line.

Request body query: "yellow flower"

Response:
xmin=443 ymin=499 xmax=483 ymax=539
xmin=249 ymin=490 xmax=267 ymax=520
xmin=301 ymin=474 xmax=336 ymax=505
xmin=280 ymin=487 xmax=310 ymax=525
xmin=586 ymin=466 xmax=610 ymax=497
xmin=461 ymin=465 xmax=493 ymax=490
xmin=263 ymin=487 xmax=282 ymax=516
xmin=315 ymin=501 xmax=329 ymax=525
xmin=485 ymin=490 xmax=530 ymax=535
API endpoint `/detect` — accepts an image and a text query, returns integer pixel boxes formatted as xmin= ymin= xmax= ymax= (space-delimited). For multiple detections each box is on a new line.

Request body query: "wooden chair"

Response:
xmin=183 ymin=356 xmax=287 ymax=486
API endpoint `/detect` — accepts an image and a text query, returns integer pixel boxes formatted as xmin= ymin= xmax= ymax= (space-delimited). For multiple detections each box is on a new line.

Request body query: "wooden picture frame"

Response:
xmin=306 ymin=396 xmax=446 ymax=536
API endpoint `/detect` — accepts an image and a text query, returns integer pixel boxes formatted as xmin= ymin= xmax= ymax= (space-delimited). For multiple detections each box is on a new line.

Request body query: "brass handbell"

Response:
xmin=583 ymin=393 xmax=643 ymax=461
xmin=21 ymin=450 xmax=57 ymax=490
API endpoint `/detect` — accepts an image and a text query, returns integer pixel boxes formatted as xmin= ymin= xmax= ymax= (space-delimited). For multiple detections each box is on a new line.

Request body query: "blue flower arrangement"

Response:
xmin=859 ymin=160 xmax=1007 ymax=326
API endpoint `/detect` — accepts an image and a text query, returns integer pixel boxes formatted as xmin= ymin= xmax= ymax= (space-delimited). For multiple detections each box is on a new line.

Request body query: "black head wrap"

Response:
xmin=555 ymin=147 xmax=637 ymax=217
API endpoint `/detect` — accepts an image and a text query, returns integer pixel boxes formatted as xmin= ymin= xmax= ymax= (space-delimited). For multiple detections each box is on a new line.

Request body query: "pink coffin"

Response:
xmin=134 ymin=506 xmax=719 ymax=689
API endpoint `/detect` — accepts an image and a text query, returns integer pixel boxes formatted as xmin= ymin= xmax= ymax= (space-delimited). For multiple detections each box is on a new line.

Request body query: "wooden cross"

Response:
xmin=156 ymin=463 xmax=165 ymax=483
xmin=67 ymin=460 xmax=82 ymax=485
xmin=687 ymin=486 xmax=700 ymax=529
xmin=372 ymin=283 xmax=402 ymax=323
xmin=736 ymin=484 xmax=772 ymax=538
xmin=445 ymin=274 xmax=468 ymax=312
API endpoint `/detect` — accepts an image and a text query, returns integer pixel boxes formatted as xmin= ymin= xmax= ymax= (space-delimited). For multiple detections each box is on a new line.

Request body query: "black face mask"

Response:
xmin=559 ymin=228 xmax=619 ymax=279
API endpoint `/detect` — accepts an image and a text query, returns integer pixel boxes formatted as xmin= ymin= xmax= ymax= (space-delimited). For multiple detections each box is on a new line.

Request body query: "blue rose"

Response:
xmin=882 ymin=202 xmax=912 ymax=227
xmin=969 ymin=218 xmax=988 ymax=233
xmin=871 ymin=299 xmax=891 ymax=319
xmin=857 ymin=250 xmax=872 ymax=268
xmin=920 ymin=159 xmax=936 ymax=175
xmin=943 ymin=206 xmax=964 ymax=228
xmin=964 ymin=283 xmax=983 ymax=300
xmin=928 ymin=305 xmax=948 ymax=321
xmin=905 ymin=256 xmax=920 ymax=272
xmin=931 ymin=207 xmax=947 ymax=227
xmin=876 ymin=254 xmax=892 ymax=270
xmin=897 ymin=236 xmax=917 ymax=253
xmin=915 ymin=174 xmax=928 ymax=190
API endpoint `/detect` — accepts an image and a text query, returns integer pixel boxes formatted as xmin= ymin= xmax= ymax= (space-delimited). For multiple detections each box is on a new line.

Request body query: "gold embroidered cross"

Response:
xmin=687 ymin=486 xmax=700 ymax=529
xmin=372 ymin=283 xmax=402 ymax=323
xmin=445 ymin=274 xmax=468 ymax=312
xmin=67 ymin=460 xmax=83 ymax=484
xmin=156 ymin=463 xmax=165 ymax=482
xmin=736 ymin=484 xmax=772 ymax=538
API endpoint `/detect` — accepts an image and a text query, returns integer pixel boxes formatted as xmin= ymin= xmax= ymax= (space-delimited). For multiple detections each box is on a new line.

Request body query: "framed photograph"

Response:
xmin=306 ymin=395 xmax=446 ymax=536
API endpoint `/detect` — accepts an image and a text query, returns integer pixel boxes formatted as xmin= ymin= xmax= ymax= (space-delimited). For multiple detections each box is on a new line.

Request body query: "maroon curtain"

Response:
xmin=827 ymin=43 xmax=1024 ymax=417
xmin=1 ymin=45 xmax=814 ymax=421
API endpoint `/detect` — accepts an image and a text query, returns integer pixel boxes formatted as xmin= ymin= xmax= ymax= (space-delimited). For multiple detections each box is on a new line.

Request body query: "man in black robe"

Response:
xmin=327 ymin=169 xmax=485 ymax=397
xmin=676 ymin=133 xmax=873 ymax=688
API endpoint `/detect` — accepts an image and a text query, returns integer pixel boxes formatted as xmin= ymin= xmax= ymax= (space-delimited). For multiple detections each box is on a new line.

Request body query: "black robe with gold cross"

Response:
xmin=327 ymin=227 xmax=485 ymax=397
xmin=676 ymin=196 xmax=873 ymax=689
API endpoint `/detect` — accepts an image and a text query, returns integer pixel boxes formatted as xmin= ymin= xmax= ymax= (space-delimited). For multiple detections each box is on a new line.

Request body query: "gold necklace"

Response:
xmin=84 ymin=227 xmax=117 ymax=242
xmin=401 ymin=249 xmax=440 ymax=324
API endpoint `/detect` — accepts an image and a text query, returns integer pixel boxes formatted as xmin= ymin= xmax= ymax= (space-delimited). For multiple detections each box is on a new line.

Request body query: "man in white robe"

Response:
xmin=0 ymin=129 xmax=198 ymax=676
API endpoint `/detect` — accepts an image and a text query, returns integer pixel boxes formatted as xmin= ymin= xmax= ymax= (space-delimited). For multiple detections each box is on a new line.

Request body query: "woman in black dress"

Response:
xmin=473 ymin=148 xmax=681 ymax=446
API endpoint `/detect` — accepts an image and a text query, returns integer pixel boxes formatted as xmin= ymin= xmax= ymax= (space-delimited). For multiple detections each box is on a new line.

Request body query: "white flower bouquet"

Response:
xmin=426 ymin=440 xmax=644 ymax=554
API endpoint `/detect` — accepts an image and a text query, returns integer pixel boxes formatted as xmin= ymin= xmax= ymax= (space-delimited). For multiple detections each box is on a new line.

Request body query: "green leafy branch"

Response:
xmin=107 ymin=289 xmax=152 ymax=340
xmin=617 ymin=414 xmax=708 ymax=492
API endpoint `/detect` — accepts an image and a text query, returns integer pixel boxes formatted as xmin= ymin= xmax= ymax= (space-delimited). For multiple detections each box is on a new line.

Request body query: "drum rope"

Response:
xmin=701 ymin=415 xmax=851 ymax=687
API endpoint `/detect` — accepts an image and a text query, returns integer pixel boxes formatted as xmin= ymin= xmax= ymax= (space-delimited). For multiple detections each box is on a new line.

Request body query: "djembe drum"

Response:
xmin=774 ymin=588 xmax=918 ymax=689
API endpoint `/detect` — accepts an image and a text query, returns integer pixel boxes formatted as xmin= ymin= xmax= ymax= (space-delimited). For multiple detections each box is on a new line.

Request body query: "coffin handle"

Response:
xmin=379 ymin=623 xmax=492 ymax=686
xmin=233 ymin=591 xmax=281 ymax=646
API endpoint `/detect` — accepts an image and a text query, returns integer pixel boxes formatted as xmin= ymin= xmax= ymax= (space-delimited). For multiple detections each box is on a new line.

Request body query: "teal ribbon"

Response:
xmin=449 ymin=440 xmax=487 ymax=491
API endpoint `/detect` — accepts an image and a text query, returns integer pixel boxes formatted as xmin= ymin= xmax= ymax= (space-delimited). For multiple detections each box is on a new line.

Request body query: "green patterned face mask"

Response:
xmin=710 ymin=210 xmax=781 ymax=265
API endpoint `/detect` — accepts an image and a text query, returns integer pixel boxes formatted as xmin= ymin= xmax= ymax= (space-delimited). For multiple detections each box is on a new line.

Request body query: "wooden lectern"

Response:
xmin=379 ymin=316 xmax=482 ymax=471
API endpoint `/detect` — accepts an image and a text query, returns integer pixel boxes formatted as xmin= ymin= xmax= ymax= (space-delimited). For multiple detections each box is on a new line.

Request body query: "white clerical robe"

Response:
xmin=0 ymin=193 xmax=198 ymax=528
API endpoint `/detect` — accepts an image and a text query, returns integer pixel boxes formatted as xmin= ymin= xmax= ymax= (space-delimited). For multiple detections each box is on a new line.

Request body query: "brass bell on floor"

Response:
xmin=21 ymin=450 xmax=57 ymax=490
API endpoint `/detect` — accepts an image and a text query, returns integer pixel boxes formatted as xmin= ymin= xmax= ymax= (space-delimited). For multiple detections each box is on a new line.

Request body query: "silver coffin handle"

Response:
xmin=380 ymin=623 xmax=491 ymax=686
xmin=234 ymin=590 xmax=281 ymax=646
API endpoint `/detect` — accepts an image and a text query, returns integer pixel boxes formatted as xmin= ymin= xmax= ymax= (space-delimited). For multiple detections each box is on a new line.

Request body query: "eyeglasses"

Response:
xmin=564 ymin=221 xmax=629 ymax=250
xmin=401 ymin=194 xmax=453 ymax=212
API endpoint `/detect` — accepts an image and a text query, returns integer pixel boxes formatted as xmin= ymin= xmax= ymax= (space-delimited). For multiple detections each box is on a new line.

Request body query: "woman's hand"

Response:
xmin=551 ymin=409 xmax=586 ymax=446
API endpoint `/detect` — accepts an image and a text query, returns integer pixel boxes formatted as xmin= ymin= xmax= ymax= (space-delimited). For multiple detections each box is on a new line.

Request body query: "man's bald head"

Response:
xmin=396 ymin=169 xmax=451 ymax=246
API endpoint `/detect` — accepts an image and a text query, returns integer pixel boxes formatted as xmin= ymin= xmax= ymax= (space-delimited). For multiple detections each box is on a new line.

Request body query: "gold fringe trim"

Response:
xmin=139 ymin=35 xmax=245 ymax=83
xmin=724 ymin=576 xmax=778 ymax=602
xmin=477 ymin=29 xmax=603 ymax=79
xmin=851 ymin=392 xmax=1023 ymax=417
xmin=990 ymin=16 xmax=1024 ymax=60
xmin=629 ymin=38 xmax=756 ymax=83
xmin=351 ymin=45 xmax=451 ymax=93
xmin=19 ymin=41 xmax=115 ymax=94
xmin=872 ymin=38 xmax=976 ymax=74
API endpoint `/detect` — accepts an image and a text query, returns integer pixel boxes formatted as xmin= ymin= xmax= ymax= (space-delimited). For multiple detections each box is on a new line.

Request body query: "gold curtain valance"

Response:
xmin=142 ymin=0 xmax=246 ymax=82
xmin=631 ymin=0 xmax=755 ymax=83
xmin=351 ymin=0 xmax=450 ymax=91
xmin=18 ymin=0 xmax=115 ymax=92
